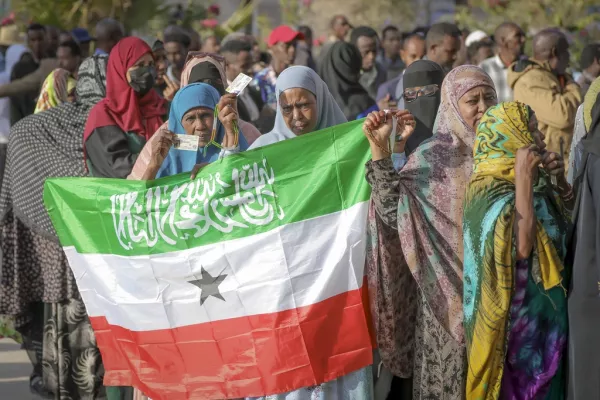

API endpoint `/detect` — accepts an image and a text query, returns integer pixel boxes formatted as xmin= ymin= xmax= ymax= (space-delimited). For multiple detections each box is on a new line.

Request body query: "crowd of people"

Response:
xmin=0 ymin=11 xmax=598 ymax=400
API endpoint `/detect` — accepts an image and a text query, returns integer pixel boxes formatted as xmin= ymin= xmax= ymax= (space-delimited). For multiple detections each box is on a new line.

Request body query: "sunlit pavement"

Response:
xmin=0 ymin=338 xmax=35 ymax=399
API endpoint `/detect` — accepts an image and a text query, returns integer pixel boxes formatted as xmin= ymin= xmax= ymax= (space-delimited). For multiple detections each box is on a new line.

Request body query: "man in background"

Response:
xmin=480 ymin=22 xmax=526 ymax=102
xmin=378 ymin=25 xmax=404 ymax=81
xmin=424 ymin=22 xmax=462 ymax=73
xmin=27 ymin=23 xmax=47 ymax=64
xmin=252 ymin=25 xmax=303 ymax=109
xmin=351 ymin=26 xmax=386 ymax=99
xmin=186 ymin=28 xmax=202 ymax=51
xmin=94 ymin=18 xmax=124 ymax=56
xmin=318 ymin=15 xmax=352 ymax=64
xmin=222 ymin=39 xmax=272 ymax=131
xmin=46 ymin=25 xmax=60 ymax=57
xmin=294 ymin=25 xmax=316 ymax=71
xmin=376 ymin=33 xmax=426 ymax=105
xmin=152 ymin=40 xmax=168 ymax=93
xmin=0 ymin=23 xmax=58 ymax=104
xmin=58 ymin=30 xmax=73 ymax=45
xmin=508 ymin=28 xmax=582 ymax=167
xmin=71 ymin=27 xmax=93 ymax=58
xmin=468 ymin=40 xmax=494 ymax=66
xmin=577 ymin=43 xmax=600 ymax=95
xmin=164 ymin=31 xmax=190 ymax=86
xmin=56 ymin=40 xmax=82 ymax=77
xmin=202 ymin=35 xmax=221 ymax=54
xmin=7 ymin=23 xmax=55 ymax=124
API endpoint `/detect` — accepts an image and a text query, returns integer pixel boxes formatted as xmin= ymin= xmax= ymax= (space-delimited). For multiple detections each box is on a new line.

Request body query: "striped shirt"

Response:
xmin=479 ymin=55 xmax=513 ymax=103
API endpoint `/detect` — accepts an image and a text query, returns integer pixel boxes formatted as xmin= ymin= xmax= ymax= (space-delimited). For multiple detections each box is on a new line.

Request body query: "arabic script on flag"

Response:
xmin=110 ymin=159 xmax=285 ymax=250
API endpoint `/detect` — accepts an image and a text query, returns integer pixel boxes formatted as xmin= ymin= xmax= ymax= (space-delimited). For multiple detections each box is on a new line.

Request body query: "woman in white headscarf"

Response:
xmin=249 ymin=65 xmax=347 ymax=149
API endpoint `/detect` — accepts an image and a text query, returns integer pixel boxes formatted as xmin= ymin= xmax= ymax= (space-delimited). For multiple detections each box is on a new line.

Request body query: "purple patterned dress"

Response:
xmin=500 ymin=259 xmax=568 ymax=400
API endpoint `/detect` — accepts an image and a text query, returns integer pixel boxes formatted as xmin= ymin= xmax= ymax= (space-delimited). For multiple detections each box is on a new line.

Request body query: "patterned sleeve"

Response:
xmin=365 ymin=157 xmax=400 ymax=229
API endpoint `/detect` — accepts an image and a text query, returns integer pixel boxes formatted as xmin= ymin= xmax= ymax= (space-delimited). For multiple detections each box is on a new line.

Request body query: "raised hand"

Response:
xmin=363 ymin=109 xmax=415 ymax=161
xmin=163 ymin=75 xmax=179 ymax=102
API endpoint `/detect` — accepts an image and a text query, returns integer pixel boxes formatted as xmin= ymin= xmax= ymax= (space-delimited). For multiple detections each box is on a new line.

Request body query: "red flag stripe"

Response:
xmin=91 ymin=284 xmax=373 ymax=399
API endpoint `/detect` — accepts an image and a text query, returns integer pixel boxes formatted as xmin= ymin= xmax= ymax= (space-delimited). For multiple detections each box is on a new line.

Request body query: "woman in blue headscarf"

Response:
xmin=128 ymin=82 xmax=249 ymax=180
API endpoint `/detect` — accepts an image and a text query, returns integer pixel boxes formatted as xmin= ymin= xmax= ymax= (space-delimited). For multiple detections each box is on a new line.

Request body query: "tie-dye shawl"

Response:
xmin=463 ymin=102 xmax=570 ymax=399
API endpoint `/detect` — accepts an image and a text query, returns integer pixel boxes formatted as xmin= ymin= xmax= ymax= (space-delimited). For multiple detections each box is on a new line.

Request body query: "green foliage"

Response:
xmin=11 ymin=0 xmax=162 ymax=31
xmin=12 ymin=0 xmax=75 ymax=28
xmin=455 ymin=0 xmax=600 ymax=33
xmin=280 ymin=0 xmax=304 ymax=27
xmin=454 ymin=0 xmax=600 ymax=68
xmin=144 ymin=0 xmax=254 ymax=41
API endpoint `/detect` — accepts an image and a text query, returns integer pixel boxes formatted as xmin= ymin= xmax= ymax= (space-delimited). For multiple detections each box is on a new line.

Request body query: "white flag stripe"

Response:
xmin=64 ymin=202 xmax=369 ymax=332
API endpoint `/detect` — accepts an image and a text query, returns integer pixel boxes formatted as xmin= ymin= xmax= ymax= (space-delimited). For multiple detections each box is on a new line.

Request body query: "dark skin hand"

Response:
xmin=141 ymin=128 xmax=178 ymax=180
xmin=514 ymin=144 xmax=543 ymax=260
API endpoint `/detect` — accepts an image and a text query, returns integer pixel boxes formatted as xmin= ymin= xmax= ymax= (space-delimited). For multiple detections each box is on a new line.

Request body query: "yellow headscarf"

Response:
xmin=584 ymin=76 xmax=600 ymax=131
xmin=34 ymin=68 xmax=76 ymax=114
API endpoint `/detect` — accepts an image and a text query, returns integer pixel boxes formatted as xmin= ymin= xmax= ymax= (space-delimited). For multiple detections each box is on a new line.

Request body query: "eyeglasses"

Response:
xmin=403 ymin=84 xmax=440 ymax=103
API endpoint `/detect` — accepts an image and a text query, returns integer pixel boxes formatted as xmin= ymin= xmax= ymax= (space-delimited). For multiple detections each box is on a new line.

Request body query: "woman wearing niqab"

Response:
xmin=364 ymin=65 xmax=497 ymax=399
xmin=402 ymin=60 xmax=444 ymax=156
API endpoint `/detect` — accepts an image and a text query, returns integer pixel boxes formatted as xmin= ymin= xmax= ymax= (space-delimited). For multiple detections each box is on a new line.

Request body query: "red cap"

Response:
xmin=267 ymin=25 xmax=304 ymax=47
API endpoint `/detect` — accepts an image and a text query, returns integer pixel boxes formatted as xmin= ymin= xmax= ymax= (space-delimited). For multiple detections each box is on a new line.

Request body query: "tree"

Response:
xmin=454 ymin=0 xmax=600 ymax=35
xmin=454 ymin=0 xmax=600 ymax=67
xmin=302 ymin=0 xmax=415 ymax=41
xmin=11 ymin=0 xmax=162 ymax=31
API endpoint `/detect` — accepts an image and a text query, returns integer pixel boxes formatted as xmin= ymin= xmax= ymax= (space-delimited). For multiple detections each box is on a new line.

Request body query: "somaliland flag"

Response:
xmin=43 ymin=120 xmax=374 ymax=399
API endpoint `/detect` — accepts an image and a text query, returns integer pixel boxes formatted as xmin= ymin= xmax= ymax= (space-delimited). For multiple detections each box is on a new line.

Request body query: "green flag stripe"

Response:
xmin=44 ymin=120 xmax=372 ymax=256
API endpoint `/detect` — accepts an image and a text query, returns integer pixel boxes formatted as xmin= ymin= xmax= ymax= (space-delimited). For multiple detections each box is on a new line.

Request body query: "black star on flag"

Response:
xmin=188 ymin=268 xmax=228 ymax=305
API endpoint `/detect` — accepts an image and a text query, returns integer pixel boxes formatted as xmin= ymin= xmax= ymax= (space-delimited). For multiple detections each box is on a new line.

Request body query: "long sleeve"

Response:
xmin=86 ymin=125 xmax=139 ymax=178
xmin=365 ymin=157 xmax=400 ymax=228
xmin=0 ymin=59 xmax=58 ymax=98
xmin=514 ymin=71 xmax=582 ymax=130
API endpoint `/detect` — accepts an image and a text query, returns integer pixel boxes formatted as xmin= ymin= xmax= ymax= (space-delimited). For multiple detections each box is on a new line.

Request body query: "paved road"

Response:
xmin=0 ymin=338 xmax=35 ymax=399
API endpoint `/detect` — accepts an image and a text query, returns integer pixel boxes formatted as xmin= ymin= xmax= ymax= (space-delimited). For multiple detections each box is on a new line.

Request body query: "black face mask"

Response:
xmin=129 ymin=66 xmax=157 ymax=96
xmin=402 ymin=60 xmax=445 ymax=155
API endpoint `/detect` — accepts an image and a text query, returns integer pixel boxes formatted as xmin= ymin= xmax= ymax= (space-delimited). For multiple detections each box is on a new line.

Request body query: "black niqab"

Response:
xmin=318 ymin=41 xmax=375 ymax=120
xmin=189 ymin=62 xmax=226 ymax=94
xmin=403 ymin=60 xmax=445 ymax=155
